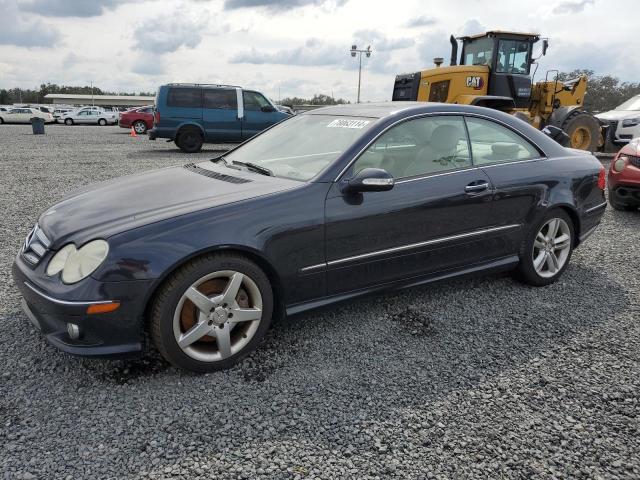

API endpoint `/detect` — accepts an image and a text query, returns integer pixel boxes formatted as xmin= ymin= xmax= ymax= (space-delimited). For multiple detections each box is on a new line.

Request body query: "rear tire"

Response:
xmin=515 ymin=209 xmax=574 ymax=286
xmin=64 ymin=118 xmax=73 ymax=125
xmin=133 ymin=120 xmax=147 ymax=134
xmin=150 ymin=253 xmax=274 ymax=373
xmin=562 ymin=111 xmax=600 ymax=152
xmin=175 ymin=127 xmax=204 ymax=153
xmin=0 ymin=117 xmax=4 ymax=124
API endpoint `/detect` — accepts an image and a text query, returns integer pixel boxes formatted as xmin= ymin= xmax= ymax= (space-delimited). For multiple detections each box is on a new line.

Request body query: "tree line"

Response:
xmin=2 ymin=74 xmax=639 ymax=112
xmin=555 ymin=70 xmax=640 ymax=113
xmin=0 ymin=83 xmax=155 ymax=105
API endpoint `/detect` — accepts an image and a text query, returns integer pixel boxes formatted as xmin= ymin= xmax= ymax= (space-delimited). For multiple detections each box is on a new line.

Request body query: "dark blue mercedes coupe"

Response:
xmin=13 ymin=102 xmax=607 ymax=372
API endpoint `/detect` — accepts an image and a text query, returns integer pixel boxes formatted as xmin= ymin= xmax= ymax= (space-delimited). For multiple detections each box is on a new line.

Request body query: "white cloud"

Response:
xmin=0 ymin=0 xmax=636 ymax=102
xmin=133 ymin=9 xmax=210 ymax=54
xmin=552 ymin=0 xmax=595 ymax=14
xmin=19 ymin=0 xmax=131 ymax=17
xmin=0 ymin=0 xmax=60 ymax=47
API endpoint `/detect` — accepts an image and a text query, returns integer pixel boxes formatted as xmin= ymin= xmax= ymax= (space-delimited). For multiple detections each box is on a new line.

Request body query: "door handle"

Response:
xmin=465 ymin=181 xmax=490 ymax=193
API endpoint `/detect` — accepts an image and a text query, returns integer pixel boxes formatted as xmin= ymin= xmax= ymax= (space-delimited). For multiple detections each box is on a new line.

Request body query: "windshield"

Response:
xmin=615 ymin=95 xmax=640 ymax=111
xmin=463 ymin=37 xmax=493 ymax=66
xmin=223 ymin=114 xmax=375 ymax=181
xmin=496 ymin=40 xmax=530 ymax=74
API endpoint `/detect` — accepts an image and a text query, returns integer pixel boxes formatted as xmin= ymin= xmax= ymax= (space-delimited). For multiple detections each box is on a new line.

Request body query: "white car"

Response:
xmin=0 ymin=107 xmax=54 ymax=124
xmin=596 ymin=95 xmax=640 ymax=146
xmin=53 ymin=108 xmax=73 ymax=122
xmin=60 ymin=108 xmax=118 ymax=126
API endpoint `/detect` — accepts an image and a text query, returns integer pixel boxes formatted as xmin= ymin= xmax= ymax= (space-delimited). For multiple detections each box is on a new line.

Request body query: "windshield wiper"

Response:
xmin=232 ymin=160 xmax=274 ymax=177
xmin=212 ymin=156 xmax=242 ymax=171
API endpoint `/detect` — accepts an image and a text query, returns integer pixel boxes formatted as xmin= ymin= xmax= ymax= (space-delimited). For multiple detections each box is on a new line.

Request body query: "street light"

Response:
xmin=350 ymin=44 xmax=372 ymax=103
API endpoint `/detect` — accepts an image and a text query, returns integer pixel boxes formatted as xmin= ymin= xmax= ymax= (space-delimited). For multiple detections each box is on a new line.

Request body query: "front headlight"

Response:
xmin=622 ymin=118 xmax=640 ymax=128
xmin=46 ymin=240 xmax=109 ymax=284
xmin=613 ymin=156 xmax=627 ymax=173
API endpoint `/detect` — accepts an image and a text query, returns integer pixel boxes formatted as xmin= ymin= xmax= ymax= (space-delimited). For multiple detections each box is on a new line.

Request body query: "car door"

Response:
xmin=202 ymin=88 xmax=241 ymax=142
xmin=241 ymin=90 xmax=281 ymax=140
xmin=465 ymin=115 xmax=546 ymax=254
xmin=324 ymin=115 xmax=498 ymax=295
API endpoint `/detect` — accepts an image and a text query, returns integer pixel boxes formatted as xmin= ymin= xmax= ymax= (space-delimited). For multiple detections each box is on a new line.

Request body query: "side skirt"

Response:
xmin=286 ymin=255 xmax=520 ymax=316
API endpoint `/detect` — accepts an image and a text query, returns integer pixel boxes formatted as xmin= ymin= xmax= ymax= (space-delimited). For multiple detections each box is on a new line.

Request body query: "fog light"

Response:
xmin=67 ymin=323 xmax=80 ymax=340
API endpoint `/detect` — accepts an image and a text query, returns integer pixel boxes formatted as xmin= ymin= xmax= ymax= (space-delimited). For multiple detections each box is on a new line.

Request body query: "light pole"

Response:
xmin=350 ymin=44 xmax=371 ymax=103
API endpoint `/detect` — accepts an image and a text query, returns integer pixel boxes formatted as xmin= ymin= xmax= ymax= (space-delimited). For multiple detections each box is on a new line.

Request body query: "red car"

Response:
xmin=608 ymin=139 xmax=640 ymax=211
xmin=118 ymin=106 xmax=154 ymax=134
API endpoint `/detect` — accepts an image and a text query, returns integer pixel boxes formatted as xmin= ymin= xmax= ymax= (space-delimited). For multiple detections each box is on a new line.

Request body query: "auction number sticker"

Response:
xmin=327 ymin=119 xmax=370 ymax=129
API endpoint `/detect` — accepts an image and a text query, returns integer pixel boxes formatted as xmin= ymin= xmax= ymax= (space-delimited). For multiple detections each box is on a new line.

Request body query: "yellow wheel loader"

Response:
xmin=392 ymin=31 xmax=603 ymax=151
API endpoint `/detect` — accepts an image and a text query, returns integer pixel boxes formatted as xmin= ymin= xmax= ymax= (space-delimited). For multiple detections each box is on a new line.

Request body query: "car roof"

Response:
xmin=305 ymin=101 xmax=491 ymax=119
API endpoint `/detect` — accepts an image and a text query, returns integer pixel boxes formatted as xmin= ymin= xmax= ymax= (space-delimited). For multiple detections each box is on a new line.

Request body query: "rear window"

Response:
xmin=203 ymin=89 xmax=237 ymax=110
xmin=166 ymin=87 xmax=202 ymax=108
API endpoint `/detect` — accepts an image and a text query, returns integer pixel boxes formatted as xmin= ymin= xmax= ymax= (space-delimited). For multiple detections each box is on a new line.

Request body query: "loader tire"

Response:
xmin=562 ymin=111 xmax=599 ymax=152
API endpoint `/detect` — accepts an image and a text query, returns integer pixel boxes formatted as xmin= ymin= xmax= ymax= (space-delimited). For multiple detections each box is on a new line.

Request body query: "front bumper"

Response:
xmin=12 ymin=256 xmax=153 ymax=358
xmin=610 ymin=183 xmax=640 ymax=206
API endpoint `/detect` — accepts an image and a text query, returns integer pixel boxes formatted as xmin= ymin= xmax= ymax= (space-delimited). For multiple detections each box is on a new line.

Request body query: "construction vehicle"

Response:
xmin=392 ymin=31 xmax=602 ymax=151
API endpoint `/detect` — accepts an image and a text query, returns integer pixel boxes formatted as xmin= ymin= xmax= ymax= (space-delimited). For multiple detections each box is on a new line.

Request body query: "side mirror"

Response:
xmin=542 ymin=125 xmax=570 ymax=147
xmin=261 ymin=105 xmax=276 ymax=113
xmin=343 ymin=168 xmax=395 ymax=193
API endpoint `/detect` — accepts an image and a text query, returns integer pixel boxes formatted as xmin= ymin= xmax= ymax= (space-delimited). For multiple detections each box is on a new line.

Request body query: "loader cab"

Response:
xmin=459 ymin=31 xmax=539 ymax=108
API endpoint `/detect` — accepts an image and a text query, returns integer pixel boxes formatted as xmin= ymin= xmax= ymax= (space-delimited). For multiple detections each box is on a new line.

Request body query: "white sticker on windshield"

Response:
xmin=326 ymin=119 xmax=370 ymax=129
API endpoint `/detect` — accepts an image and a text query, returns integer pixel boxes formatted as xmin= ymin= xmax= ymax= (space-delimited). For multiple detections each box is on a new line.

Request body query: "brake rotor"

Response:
xmin=180 ymin=278 xmax=250 ymax=343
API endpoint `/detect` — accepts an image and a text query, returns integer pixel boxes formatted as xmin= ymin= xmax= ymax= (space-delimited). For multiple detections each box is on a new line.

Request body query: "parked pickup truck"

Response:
xmin=149 ymin=83 xmax=291 ymax=152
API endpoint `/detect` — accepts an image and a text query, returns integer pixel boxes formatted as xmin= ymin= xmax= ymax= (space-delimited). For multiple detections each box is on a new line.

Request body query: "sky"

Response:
xmin=0 ymin=0 xmax=636 ymax=103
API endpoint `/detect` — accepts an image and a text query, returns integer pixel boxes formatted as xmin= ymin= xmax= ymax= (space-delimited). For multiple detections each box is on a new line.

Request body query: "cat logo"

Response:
xmin=466 ymin=76 xmax=483 ymax=89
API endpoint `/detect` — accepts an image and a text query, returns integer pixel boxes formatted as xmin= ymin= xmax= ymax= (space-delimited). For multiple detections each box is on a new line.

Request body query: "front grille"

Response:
xmin=628 ymin=155 xmax=640 ymax=168
xmin=21 ymin=224 xmax=51 ymax=266
xmin=183 ymin=163 xmax=251 ymax=184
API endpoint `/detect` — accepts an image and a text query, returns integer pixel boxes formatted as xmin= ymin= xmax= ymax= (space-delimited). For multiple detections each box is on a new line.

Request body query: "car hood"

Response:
xmin=38 ymin=162 xmax=301 ymax=248
xmin=596 ymin=110 xmax=640 ymax=121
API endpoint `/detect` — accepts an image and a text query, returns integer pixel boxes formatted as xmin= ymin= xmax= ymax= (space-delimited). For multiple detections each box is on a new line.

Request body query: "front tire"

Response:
xmin=562 ymin=111 xmax=600 ymax=152
xmin=64 ymin=118 xmax=73 ymax=125
xmin=98 ymin=118 xmax=107 ymax=126
xmin=175 ymin=127 xmax=203 ymax=153
xmin=150 ymin=253 xmax=274 ymax=373
xmin=515 ymin=209 xmax=574 ymax=286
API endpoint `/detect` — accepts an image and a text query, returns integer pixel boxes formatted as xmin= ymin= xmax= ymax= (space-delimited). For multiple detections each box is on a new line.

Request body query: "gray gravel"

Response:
xmin=1 ymin=124 xmax=639 ymax=479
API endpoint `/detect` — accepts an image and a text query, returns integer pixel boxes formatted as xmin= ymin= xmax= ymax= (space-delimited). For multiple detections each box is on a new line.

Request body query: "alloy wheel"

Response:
xmin=134 ymin=121 xmax=146 ymax=134
xmin=532 ymin=218 xmax=571 ymax=278
xmin=172 ymin=270 xmax=263 ymax=362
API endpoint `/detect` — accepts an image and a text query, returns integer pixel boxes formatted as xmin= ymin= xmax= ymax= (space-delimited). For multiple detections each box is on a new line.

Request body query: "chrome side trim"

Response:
xmin=334 ymin=110 xmax=548 ymax=182
xmin=299 ymin=262 xmax=327 ymax=273
xmin=585 ymin=201 xmax=607 ymax=214
xmin=297 ymin=224 xmax=521 ymax=272
xmin=23 ymin=282 xmax=115 ymax=307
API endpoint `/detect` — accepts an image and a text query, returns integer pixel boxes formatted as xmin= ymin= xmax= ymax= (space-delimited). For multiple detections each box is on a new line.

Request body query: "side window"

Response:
xmin=167 ymin=87 xmax=202 ymax=108
xmin=203 ymin=89 xmax=238 ymax=110
xmin=466 ymin=117 xmax=540 ymax=165
xmin=352 ymin=116 xmax=471 ymax=179
xmin=243 ymin=91 xmax=270 ymax=111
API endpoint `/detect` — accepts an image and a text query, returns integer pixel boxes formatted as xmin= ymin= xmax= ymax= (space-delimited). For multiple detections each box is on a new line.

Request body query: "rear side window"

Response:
xmin=166 ymin=88 xmax=202 ymax=108
xmin=203 ymin=89 xmax=237 ymax=110
xmin=465 ymin=117 xmax=539 ymax=165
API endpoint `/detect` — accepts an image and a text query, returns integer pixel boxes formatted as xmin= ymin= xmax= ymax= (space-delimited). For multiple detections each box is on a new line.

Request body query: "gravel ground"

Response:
xmin=0 ymin=125 xmax=638 ymax=479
